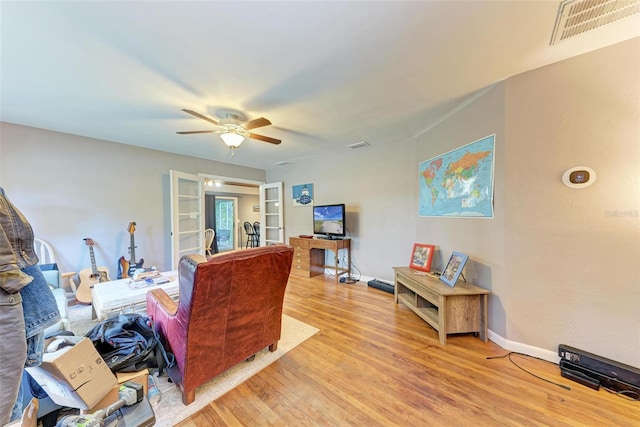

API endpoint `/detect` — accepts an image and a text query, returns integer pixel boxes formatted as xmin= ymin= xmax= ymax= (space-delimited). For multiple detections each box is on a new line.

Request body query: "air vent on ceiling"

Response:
xmin=550 ymin=0 xmax=640 ymax=45
xmin=346 ymin=141 xmax=370 ymax=149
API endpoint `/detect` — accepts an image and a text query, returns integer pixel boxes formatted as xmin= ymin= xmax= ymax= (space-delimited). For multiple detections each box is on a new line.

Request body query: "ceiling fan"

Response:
xmin=177 ymin=109 xmax=281 ymax=155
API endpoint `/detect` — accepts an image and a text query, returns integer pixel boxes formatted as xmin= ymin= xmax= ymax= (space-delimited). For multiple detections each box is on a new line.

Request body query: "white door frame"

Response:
xmin=214 ymin=196 xmax=240 ymax=252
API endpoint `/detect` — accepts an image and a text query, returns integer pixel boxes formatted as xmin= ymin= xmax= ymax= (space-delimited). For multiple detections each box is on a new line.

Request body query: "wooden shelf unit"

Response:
xmin=393 ymin=266 xmax=489 ymax=345
xmin=289 ymin=237 xmax=351 ymax=283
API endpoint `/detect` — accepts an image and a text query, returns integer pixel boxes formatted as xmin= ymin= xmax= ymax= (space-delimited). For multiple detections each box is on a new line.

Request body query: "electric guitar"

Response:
xmin=76 ymin=238 xmax=111 ymax=304
xmin=117 ymin=222 xmax=144 ymax=279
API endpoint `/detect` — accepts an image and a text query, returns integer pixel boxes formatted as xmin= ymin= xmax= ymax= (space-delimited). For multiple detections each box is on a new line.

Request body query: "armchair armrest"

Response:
xmin=147 ymin=288 xmax=185 ymax=376
xmin=147 ymin=288 xmax=178 ymax=315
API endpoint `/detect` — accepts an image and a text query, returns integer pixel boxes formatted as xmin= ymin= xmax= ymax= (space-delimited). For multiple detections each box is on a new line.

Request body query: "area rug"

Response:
xmin=68 ymin=305 xmax=319 ymax=426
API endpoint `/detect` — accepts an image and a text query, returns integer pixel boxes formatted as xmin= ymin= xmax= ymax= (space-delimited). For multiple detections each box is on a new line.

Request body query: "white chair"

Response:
xmin=34 ymin=238 xmax=75 ymax=337
xmin=204 ymin=228 xmax=215 ymax=257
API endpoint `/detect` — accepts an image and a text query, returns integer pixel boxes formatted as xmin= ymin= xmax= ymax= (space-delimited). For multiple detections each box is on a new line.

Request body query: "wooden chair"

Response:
xmin=204 ymin=228 xmax=215 ymax=257
xmin=243 ymin=221 xmax=257 ymax=249
xmin=252 ymin=222 xmax=260 ymax=247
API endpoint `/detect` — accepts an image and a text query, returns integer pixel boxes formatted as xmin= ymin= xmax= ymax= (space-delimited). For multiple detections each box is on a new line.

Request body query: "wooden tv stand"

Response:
xmin=393 ymin=267 xmax=489 ymax=345
xmin=289 ymin=237 xmax=351 ymax=283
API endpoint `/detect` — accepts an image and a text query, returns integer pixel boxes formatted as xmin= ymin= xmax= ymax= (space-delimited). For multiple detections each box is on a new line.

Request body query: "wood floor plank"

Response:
xmin=176 ymin=276 xmax=639 ymax=426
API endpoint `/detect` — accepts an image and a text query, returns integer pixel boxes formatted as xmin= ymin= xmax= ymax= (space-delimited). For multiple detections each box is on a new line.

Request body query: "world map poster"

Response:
xmin=419 ymin=135 xmax=495 ymax=218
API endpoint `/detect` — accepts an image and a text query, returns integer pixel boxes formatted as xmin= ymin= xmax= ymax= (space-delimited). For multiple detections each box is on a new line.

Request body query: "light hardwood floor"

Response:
xmin=178 ymin=274 xmax=638 ymax=426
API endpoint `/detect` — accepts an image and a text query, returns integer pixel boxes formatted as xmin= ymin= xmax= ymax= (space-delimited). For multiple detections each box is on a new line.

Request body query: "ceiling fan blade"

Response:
xmin=182 ymin=109 xmax=220 ymax=126
xmin=248 ymin=133 xmax=281 ymax=145
xmin=243 ymin=117 xmax=271 ymax=130
xmin=176 ymin=130 xmax=215 ymax=134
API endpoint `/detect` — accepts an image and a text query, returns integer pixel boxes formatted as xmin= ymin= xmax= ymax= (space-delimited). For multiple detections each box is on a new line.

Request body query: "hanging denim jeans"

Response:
xmin=20 ymin=264 xmax=60 ymax=340
xmin=10 ymin=264 xmax=59 ymax=422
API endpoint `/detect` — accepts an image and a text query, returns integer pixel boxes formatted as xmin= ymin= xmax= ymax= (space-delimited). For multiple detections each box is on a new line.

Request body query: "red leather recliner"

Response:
xmin=146 ymin=245 xmax=294 ymax=405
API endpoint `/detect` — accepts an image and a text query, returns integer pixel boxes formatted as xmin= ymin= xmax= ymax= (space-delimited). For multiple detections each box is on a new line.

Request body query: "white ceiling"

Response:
xmin=2 ymin=1 xmax=639 ymax=170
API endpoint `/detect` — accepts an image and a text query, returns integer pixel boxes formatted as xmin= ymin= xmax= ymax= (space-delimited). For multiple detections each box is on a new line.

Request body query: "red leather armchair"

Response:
xmin=146 ymin=245 xmax=294 ymax=405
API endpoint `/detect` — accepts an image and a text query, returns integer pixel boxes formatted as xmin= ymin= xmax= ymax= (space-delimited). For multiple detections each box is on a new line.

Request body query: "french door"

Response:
xmin=171 ymin=171 xmax=283 ymax=268
xmin=169 ymin=170 xmax=205 ymax=270
xmin=259 ymin=182 xmax=284 ymax=245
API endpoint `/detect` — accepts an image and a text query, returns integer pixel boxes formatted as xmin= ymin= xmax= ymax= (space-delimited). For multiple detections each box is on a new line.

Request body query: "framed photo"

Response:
xmin=409 ymin=243 xmax=435 ymax=272
xmin=439 ymin=251 xmax=469 ymax=287
xmin=292 ymin=183 xmax=314 ymax=206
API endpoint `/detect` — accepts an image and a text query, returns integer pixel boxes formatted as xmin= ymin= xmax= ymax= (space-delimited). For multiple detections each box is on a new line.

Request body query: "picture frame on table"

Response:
xmin=439 ymin=251 xmax=469 ymax=287
xmin=409 ymin=243 xmax=435 ymax=272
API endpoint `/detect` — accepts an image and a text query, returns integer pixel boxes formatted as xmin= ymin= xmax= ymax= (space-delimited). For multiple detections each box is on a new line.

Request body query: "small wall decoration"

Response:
xmin=409 ymin=243 xmax=435 ymax=272
xmin=439 ymin=251 xmax=469 ymax=287
xmin=292 ymin=183 xmax=314 ymax=206
xmin=562 ymin=166 xmax=596 ymax=188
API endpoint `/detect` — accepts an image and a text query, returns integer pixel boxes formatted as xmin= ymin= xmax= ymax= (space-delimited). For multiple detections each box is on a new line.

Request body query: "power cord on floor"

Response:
xmin=341 ymin=255 xmax=361 ymax=283
xmin=486 ymin=351 xmax=571 ymax=391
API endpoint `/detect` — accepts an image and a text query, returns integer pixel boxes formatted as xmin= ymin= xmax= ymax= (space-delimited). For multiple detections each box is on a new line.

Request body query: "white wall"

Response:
xmin=0 ymin=123 xmax=265 ymax=278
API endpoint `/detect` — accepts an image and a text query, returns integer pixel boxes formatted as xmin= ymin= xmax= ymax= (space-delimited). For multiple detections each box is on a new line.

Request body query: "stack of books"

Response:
xmin=129 ymin=271 xmax=170 ymax=288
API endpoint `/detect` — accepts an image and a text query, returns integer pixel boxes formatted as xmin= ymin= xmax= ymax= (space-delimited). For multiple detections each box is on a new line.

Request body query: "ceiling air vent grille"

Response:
xmin=346 ymin=141 xmax=370 ymax=149
xmin=550 ymin=0 xmax=640 ymax=45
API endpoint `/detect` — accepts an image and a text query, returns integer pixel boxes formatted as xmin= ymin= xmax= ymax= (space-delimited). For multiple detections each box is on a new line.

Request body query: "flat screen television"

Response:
xmin=313 ymin=204 xmax=346 ymax=239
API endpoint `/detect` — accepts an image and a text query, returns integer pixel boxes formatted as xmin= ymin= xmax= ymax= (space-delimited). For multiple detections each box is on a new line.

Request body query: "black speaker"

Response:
xmin=367 ymin=279 xmax=394 ymax=294
xmin=558 ymin=344 xmax=640 ymax=397
xmin=558 ymin=344 xmax=640 ymax=387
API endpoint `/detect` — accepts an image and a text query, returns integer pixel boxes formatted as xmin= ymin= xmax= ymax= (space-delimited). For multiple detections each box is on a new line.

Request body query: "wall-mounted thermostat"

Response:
xmin=562 ymin=166 xmax=596 ymax=188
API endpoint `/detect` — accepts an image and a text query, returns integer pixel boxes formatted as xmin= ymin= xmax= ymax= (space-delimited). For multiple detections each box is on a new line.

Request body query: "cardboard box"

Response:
xmin=26 ymin=337 xmax=117 ymax=410
xmin=88 ymin=369 xmax=149 ymax=413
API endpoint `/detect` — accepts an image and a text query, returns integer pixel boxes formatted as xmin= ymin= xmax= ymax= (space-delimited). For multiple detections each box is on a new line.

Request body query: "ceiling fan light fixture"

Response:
xmin=220 ymin=132 xmax=245 ymax=148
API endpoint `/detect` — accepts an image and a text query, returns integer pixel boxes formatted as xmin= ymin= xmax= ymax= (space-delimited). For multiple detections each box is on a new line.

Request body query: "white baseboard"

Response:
xmin=355 ymin=274 xmax=559 ymax=363
xmin=488 ymin=330 xmax=559 ymax=363
xmin=359 ymin=275 xmax=393 ymax=284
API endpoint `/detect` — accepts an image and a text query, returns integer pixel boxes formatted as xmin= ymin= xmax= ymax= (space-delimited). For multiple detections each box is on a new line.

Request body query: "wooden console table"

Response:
xmin=289 ymin=237 xmax=351 ymax=283
xmin=393 ymin=266 xmax=489 ymax=345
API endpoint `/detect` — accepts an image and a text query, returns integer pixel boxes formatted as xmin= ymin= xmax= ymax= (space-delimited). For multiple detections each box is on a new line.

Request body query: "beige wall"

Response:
xmin=269 ymin=38 xmax=639 ymax=366
xmin=415 ymin=83 xmax=507 ymax=336
xmin=0 ymin=123 xmax=265 ymax=277
xmin=502 ymin=38 xmax=639 ymax=365
xmin=2 ymin=38 xmax=637 ymax=367
xmin=267 ymin=137 xmax=418 ymax=279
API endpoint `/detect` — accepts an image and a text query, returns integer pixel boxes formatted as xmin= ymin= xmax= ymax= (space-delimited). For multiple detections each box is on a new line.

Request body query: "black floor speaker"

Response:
xmin=367 ymin=279 xmax=394 ymax=294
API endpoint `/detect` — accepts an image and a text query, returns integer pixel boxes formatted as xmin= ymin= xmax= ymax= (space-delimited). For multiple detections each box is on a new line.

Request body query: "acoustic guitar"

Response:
xmin=76 ymin=238 xmax=111 ymax=304
xmin=117 ymin=221 xmax=144 ymax=279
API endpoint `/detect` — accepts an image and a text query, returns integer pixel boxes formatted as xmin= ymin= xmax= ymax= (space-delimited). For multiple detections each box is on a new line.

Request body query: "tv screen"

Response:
xmin=313 ymin=204 xmax=345 ymax=238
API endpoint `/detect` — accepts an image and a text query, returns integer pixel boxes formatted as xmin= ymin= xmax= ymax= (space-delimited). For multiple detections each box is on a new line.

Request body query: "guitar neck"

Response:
xmin=90 ymin=246 xmax=99 ymax=276
xmin=129 ymin=232 xmax=136 ymax=262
